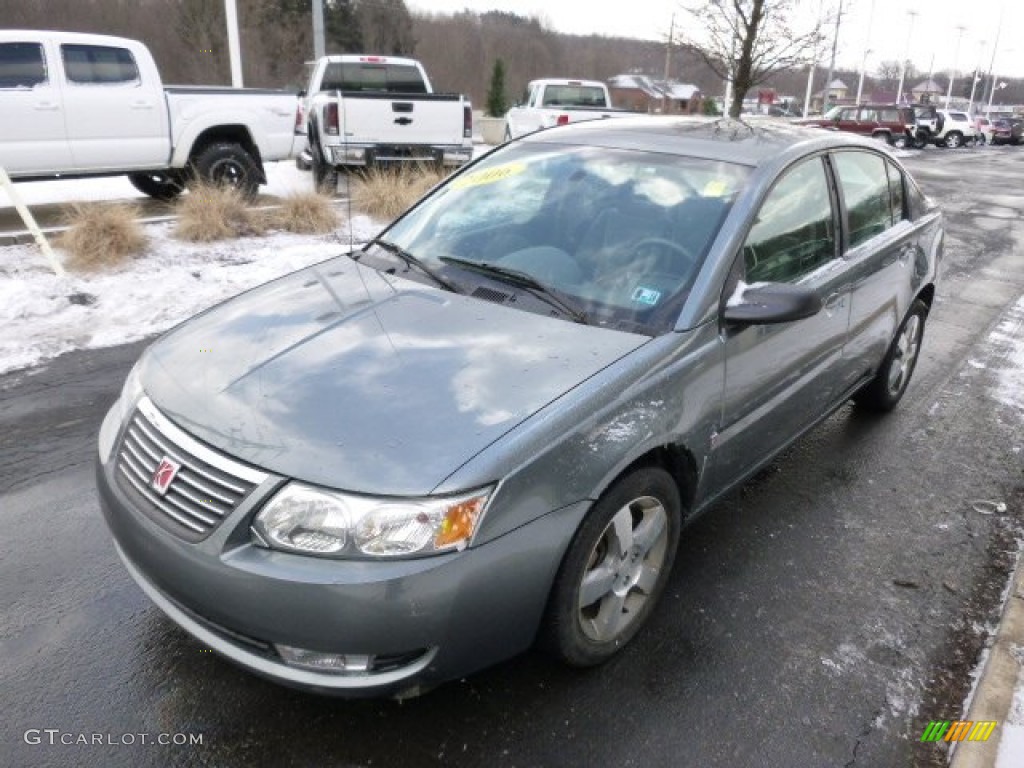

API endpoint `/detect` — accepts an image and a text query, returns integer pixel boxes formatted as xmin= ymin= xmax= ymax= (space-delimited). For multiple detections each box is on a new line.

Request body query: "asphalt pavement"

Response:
xmin=1 ymin=146 xmax=1023 ymax=768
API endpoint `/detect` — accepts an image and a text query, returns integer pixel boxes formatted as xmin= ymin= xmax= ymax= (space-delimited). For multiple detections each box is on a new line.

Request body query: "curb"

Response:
xmin=951 ymin=546 xmax=1024 ymax=767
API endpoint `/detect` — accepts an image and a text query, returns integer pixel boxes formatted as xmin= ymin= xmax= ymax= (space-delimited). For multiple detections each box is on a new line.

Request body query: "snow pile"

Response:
xmin=995 ymin=645 xmax=1024 ymax=767
xmin=0 ymin=216 xmax=380 ymax=375
xmin=987 ymin=296 xmax=1024 ymax=417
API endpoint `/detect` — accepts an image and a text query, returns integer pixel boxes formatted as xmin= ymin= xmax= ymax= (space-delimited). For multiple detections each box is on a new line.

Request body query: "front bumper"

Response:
xmin=96 ymin=405 xmax=587 ymax=696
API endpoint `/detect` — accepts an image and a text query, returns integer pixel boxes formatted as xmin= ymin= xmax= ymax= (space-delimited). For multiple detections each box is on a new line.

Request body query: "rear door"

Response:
xmin=714 ymin=155 xmax=852 ymax=486
xmin=834 ymin=150 xmax=926 ymax=388
xmin=0 ymin=38 xmax=73 ymax=174
xmin=58 ymin=41 xmax=169 ymax=171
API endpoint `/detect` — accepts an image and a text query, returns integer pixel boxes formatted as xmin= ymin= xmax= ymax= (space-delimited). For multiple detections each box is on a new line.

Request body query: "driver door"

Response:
xmin=712 ymin=155 xmax=853 ymax=487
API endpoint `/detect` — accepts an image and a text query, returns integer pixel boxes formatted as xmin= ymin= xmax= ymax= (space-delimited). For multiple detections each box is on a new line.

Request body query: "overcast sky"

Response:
xmin=408 ymin=0 xmax=1023 ymax=80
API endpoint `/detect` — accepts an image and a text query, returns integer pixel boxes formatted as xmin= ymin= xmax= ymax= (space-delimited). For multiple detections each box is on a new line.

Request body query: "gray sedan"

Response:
xmin=96 ymin=117 xmax=942 ymax=697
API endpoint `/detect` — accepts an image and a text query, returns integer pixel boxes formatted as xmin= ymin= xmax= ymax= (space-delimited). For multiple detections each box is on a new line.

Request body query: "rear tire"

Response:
xmin=944 ymin=131 xmax=963 ymax=149
xmin=854 ymin=299 xmax=928 ymax=413
xmin=191 ymin=142 xmax=260 ymax=198
xmin=540 ymin=466 xmax=681 ymax=667
xmin=310 ymin=139 xmax=338 ymax=195
xmin=127 ymin=171 xmax=185 ymax=201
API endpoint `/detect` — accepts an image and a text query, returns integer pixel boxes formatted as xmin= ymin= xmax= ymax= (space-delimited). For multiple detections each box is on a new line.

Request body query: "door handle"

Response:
xmin=130 ymin=101 xmax=154 ymax=110
xmin=823 ymin=292 xmax=845 ymax=313
xmin=34 ymin=102 xmax=59 ymax=111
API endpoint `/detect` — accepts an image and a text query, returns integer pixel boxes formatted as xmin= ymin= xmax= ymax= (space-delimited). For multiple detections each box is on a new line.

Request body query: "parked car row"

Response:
xmin=796 ymin=102 xmax=1022 ymax=150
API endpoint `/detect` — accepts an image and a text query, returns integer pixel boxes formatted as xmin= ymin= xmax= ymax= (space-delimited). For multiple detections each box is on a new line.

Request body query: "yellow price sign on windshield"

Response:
xmin=451 ymin=162 xmax=526 ymax=189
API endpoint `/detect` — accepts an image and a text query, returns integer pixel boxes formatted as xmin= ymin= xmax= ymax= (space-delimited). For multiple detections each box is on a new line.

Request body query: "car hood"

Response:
xmin=143 ymin=257 xmax=648 ymax=496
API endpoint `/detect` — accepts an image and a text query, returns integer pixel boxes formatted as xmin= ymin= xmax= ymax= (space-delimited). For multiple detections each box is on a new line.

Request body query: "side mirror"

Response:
xmin=297 ymin=89 xmax=306 ymax=98
xmin=722 ymin=282 xmax=823 ymax=325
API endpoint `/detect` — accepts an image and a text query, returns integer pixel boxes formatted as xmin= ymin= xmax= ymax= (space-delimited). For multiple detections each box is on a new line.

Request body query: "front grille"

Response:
xmin=116 ymin=397 xmax=266 ymax=541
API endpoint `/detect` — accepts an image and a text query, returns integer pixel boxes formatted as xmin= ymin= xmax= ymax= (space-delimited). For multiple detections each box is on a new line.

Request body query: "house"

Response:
xmin=910 ymin=79 xmax=944 ymax=103
xmin=810 ymin=78 xmax=849 ymax=112
xmin=608 ymin=73 xmax=703 ymax=114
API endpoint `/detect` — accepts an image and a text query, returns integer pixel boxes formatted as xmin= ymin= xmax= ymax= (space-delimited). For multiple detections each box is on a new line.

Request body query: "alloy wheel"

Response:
xmin=887 ymin=314 xmax=921 ymax=397
xmin=577 ymin=495 xmax=669 ymax=643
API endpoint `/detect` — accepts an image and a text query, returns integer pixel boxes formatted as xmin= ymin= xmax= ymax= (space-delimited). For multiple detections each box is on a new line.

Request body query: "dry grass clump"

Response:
xmin=272 ymin=191 xmax=338 ymax=234
xmin=174 ymin=182 xmax=266 ymax=242
xmin=351 ymin=165 xmax=451 ymax=221
xmin=57 ymin=202 xmax=146 ymax=272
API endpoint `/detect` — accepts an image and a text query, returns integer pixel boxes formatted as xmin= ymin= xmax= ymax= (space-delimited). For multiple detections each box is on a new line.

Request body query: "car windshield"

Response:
xmin=382 ymin=142 xmax=750 ymax=335
xmin=822 ymin=106 xmax=843 ymax=119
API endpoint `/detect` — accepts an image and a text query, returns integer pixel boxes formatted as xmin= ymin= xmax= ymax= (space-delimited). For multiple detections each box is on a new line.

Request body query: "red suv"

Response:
xmin=799 ymin=104 xmax=916 ymax=148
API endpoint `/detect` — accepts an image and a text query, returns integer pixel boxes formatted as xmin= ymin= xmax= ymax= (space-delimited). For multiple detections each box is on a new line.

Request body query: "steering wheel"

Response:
xmin=627 ymin=237 xmax=697 ymax=275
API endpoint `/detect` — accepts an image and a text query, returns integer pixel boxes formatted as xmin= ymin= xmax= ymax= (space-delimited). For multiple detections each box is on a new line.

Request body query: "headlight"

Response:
xmin=251 ymin=483 xmax=492 ymax=558
xmin=98 ymin=361 xmax=144 ymax=463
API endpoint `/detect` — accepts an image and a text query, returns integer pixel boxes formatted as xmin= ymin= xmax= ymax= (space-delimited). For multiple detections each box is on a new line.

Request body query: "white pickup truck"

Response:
xmin=302 ymin=55 xmax=472 ymax=190
xmin=504 ymin=79 xmax=624 ymax=140
xmin=0 ymin=30 xmax=300 ymax=199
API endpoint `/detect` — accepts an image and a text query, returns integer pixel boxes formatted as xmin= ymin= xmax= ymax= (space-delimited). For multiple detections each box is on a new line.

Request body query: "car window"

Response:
xmin=950 ymin=112 xmax=967 ymax=122
xmin=743 ymin=157 xmax=835 ymax=283
xmin=839 ymin=108 xmax=857 ymax=121
xmin=833 ymin=151 xmax=893 ymax=248
xmin=319 ymin=62 xmax=426 ymax=94
xmin=61 ymin=44 xmax=139 ymax=84
xmin=886 ymin=161 xmax=907 ymax=223
xmin=0 ymin=42 xmax=47 ymax=88
xmin=859 ymin=108 xmax=877 ymax=122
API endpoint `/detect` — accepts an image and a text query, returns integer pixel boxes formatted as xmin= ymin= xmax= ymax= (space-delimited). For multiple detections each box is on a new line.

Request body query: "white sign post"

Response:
xmin=0 ymin=166 xmax=65 ymax=276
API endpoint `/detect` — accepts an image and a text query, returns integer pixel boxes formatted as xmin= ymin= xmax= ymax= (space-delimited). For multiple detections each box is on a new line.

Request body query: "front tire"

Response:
xmin=944 ymin=131 xmax=964 ymax=149
xmin=540 ymin=466 xmax=681 ymax=667
xmin=854 ymin=299 xmax=928 ymax=412
xmin=127 ymin=171 xmax=185 ymax=201
xmin=191 ymin=142 xmax=260 ymax=197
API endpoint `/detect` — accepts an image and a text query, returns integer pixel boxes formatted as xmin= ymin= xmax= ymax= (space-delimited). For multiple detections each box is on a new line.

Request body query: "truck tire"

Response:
xmin=310 ymin=139 xmax=338 ymax=195
xmin=128 ymin=171 xmax=185 ymax=201
xmin=192 ymin=142 xmax=260 ymax=197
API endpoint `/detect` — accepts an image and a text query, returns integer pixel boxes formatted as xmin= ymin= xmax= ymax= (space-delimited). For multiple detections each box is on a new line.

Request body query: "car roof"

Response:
xmin=518 ymin=115 xmax=894 ymax=168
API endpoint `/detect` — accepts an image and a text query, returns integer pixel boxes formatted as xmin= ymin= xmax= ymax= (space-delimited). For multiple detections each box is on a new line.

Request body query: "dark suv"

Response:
xmin=799 ymin=104 xmax=916 ymax=147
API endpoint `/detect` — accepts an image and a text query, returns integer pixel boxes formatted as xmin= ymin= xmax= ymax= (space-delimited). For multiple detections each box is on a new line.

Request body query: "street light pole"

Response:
xmin=944 ymin=25 xmax=966 ymax=109
xmin=822 ymin=0 xmax=844 ymax=113
xmin=225 ymin=0 xmax=243 ymax=87
xmin=803 ymin=0 xmax=825 ymax=117
xmin=895 ymin=9 xmax=918 ymax=104
xmin=855 ymin=0 xmax=877 ymax=104
xmin=982 ymin=8 xmax=1004 ymax=115
xmin=967 ymin=39 xmax=986 ymax=114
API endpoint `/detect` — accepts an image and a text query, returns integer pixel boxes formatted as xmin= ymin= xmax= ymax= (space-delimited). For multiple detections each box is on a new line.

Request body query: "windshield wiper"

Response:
xmin=367 ymin=238 xmax=460 ymax=293
xmin=439 ymin=256 xmax=588 ymax=324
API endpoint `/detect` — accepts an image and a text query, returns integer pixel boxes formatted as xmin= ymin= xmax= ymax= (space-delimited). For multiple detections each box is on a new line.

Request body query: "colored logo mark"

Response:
xmin=920 ymin=720 xmax=997 ymax=742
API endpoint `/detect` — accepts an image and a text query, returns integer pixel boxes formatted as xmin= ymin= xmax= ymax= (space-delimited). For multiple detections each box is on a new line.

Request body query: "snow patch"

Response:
xmin=0 ymin=217 xmax=380 ymax=375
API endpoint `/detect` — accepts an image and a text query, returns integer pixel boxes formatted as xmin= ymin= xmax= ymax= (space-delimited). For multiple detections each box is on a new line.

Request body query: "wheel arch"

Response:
xmin=597 ymin=442 xmax=700 ymax=516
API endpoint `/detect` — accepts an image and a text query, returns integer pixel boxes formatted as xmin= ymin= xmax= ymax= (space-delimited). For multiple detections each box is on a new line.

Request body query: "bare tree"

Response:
xmin=875 ymin=59 xmax=901 ymax=90
xmin=679 ymin=0 xmax=825 ymax=118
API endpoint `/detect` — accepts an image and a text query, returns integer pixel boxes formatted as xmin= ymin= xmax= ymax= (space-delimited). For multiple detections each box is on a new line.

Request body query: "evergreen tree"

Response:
xmin=486 ymin=59 xmax=507 ymax=117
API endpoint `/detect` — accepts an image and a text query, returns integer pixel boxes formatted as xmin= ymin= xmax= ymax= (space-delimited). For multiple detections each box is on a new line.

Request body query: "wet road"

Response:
xmin=1 ymin=147 xmax=1023 ymax=768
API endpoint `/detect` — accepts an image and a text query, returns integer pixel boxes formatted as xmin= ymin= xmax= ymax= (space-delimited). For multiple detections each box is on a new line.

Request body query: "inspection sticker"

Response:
xmin=451 ymin=162 xmax=525 ymax=189
xmin=631 ymin=287 xmax=662 ymax=306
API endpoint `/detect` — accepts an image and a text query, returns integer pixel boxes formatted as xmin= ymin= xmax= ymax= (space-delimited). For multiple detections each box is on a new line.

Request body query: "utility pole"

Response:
xmin=855 ymin=0 xmax=876 ymax=104
xmin=895 ymin=10 xmax=918 ymax=104
xmin=822 ymin=0 xmax=843 ymax=113
xmin=944 ymin=25 xmax=966 ymax=109
xmin=662 ymin=13 xmax=674 ymax=114
xmin=313 ymin=0 xmax=326 ymax=60
xmin=225 ymin=0 xmax=243 ymax=87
